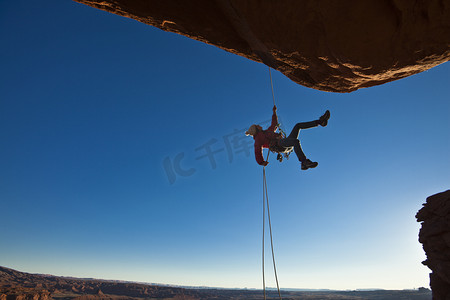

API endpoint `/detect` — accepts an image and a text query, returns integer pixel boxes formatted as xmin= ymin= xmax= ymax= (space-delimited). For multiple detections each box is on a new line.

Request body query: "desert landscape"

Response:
xmin=0 ymin=266 xmax=431 ymax=300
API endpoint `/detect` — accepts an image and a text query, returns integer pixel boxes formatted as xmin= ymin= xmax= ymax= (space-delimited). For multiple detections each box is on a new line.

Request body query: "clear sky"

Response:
xmin=1 ymin=0 xmax=449 ymax=291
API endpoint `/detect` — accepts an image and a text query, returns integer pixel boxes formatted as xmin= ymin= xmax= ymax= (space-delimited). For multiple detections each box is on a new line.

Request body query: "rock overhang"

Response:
xmin=74 ymin=0 xmax=450 ymax=93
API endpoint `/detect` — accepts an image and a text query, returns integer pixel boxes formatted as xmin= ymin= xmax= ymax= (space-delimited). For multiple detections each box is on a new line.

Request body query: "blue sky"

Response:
xmin=1 ymin=0 xmax=449 ymax=290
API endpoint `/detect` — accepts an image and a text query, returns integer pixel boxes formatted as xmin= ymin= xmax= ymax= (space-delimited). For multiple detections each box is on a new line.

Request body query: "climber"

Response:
xmin=245 ymin=105 xmax=330 ymax=170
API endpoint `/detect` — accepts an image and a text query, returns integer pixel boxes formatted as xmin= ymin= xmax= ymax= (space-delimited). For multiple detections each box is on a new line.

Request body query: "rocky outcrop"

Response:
xmin=417 ymin=190 xmax=450 ymax=300
xmin=73 ymin=0 xmax=450 ymax=93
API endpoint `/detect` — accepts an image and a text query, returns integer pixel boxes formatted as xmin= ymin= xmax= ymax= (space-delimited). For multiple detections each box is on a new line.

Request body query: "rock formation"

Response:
xmin=417 ymin=190 xmax=450 ymax=300
xmin=73 ymin=0 xmax=450 ymax=93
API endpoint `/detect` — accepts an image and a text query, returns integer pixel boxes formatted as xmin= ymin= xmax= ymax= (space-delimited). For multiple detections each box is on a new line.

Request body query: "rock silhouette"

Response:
xmin=74 ymin=0 xmax=450 ymax=93
xmin=417 ymin=190 xmax=450 ymax=300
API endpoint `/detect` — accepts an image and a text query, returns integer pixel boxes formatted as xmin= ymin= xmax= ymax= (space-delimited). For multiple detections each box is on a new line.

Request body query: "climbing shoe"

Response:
xmin=301 ymin=159 xmax=318 ymax=170
xmin=318 ymin=110 xmax=330 ymax=127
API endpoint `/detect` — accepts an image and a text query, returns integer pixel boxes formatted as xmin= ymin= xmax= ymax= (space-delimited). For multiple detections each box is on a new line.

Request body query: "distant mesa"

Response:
xmin=73 ymin=0 xmax=450 ymax=93
xmin=417 ymin=190 xmax=450 ymax=300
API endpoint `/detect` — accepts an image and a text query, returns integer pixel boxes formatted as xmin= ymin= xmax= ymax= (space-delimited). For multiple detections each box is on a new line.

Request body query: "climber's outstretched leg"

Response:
xmin=288 ymin=110 xmax=330 ymax=139
xmin=287 ymin=121 xmax=318 ymax=139
xmin=280 ymin=110 xmax=330 ymax=170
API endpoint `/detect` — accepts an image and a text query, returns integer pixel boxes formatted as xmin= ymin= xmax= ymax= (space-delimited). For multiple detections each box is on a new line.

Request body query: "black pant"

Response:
xmin=278 ymin=121 xmax=318 ymax=162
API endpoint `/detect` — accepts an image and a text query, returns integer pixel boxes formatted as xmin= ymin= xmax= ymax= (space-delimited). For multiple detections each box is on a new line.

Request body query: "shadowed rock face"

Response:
xmin=417 ymin=190 xmax=450 ymax=300
xmin=73 ymin=0 xmax=450 ymax=93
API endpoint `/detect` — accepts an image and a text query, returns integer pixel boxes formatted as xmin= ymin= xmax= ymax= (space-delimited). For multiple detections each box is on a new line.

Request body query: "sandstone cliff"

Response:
xmin=74 ymin=0 xmax=450 ymax=92
xmin=417 ymin=190 xmax=450 ymax=300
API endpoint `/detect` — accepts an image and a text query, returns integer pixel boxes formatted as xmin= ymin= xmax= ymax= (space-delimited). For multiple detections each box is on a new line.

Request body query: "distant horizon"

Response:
xmin=0 ymin=265 xmax=430 ymax=292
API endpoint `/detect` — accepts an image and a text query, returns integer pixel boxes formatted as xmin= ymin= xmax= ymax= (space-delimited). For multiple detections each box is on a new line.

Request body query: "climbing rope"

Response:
xmin=268 ymin=67 xmax=287 ymax=139
xmin=262 ymin=167 xmax=266 ymax=300
xmin=268 ymin=67 xmax=276 ymax=107
xmin=262 ymin=165 xmax=282 ymax=300
xmin=261 ymin=69 xmax=283 ymax=300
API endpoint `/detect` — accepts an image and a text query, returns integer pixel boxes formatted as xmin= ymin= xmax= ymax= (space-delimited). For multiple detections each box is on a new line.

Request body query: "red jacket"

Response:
xmin=253 ymin=111 xmax=281 ymax=165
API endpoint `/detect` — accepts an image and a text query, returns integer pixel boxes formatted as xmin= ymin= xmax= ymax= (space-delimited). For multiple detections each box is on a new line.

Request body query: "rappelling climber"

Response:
xmin=245 ymin=105 xmax=330 ymax=170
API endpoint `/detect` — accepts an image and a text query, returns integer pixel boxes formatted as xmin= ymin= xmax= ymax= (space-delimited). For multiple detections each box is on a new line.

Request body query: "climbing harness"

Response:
xmin=261 ymin=67 xmax=283 ymax=300
xmin=269 ymin=139 xmax=293 ymax=163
